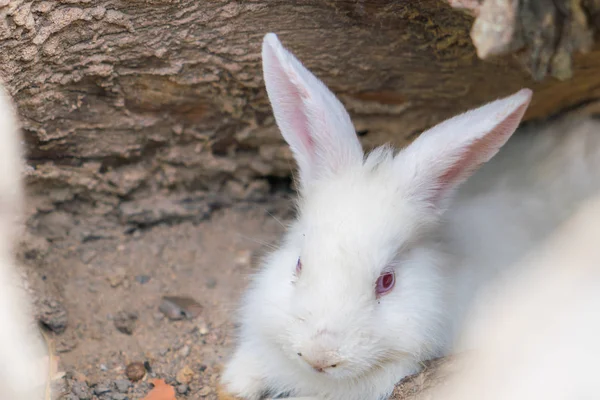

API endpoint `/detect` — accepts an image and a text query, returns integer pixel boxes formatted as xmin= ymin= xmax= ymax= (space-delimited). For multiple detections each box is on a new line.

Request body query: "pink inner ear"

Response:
xmin=263 ymin=43 xmax=315 ymax=161
xmin=285 ymin=79 xmax=315 ymax=155
xmin=433 ymin=110 xmax=527 ymax=203
xmin=286 ymin=69 xmax=315 ymax=155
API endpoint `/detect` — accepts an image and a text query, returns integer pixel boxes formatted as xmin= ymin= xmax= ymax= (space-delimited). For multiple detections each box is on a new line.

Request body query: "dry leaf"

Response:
xmin=142 ymin=379 xmax=176 ymax=400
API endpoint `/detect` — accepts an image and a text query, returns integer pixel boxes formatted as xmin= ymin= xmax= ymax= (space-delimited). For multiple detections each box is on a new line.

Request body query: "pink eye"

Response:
xmin=295 ymin=258 xmax=302 ymax=275
xmin=375 ymin=271 xmax=395 ymax=297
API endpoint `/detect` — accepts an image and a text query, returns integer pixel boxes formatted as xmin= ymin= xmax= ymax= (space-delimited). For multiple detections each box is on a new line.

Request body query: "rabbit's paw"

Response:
xmin=220 ymin=347 xmax=267 ymax=400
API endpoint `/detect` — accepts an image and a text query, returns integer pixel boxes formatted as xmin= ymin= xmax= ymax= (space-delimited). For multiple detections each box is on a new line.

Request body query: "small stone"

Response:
xmin=114 ymin=310 xmax=138 ymax=335
xmin=159 ymin=296 xmax=203 ymax=320
xmin=19 ymin=231 xmax=50 ymax=261
xmin=125 ymin=362 xmax=146 ymax=382
xmin=206 ymin=277 xmax=217 ymax=288
xmin=135 ymin=275 xmax=151 ymax=284
xmin=198 ymin=321 xmax=209 ymax=335
xmin=176 ymin=365 xmax=194 ymax=384
xmin=234 ymin=250 xmax=252 ymax=267
xmin=37 ymin=298 xmax=68 ymax=334
xmin=114 ymin=379 xmax=131 ymax=393
xmin=56 ymin=331 xmax=78 ymax=353
xmin=111 ymin=394 xmax=128 ymax=400
xmin=179 ymin=345 xmax=191 ymax=358
xmin=198 ymin=386 xmax=212 ymax=396
xmin=100 ymin=364 xmax=108 ymax=371
xmin=177 ymin=384 xmax=189 ymax=394
xmin=93 ymin=381 xmax=112 ymax=395
xmin=71 ymin=381 xmax=92 ymax=399
xmin=108 ymin=268 xmax=127 ymax=288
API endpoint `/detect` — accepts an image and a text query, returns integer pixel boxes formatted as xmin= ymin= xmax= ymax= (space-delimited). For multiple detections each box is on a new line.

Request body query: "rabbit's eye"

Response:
xmin=375 ymin=271 xmax=395 ymax=297
xmin=295 ymin=258 xmax=302 ymax=275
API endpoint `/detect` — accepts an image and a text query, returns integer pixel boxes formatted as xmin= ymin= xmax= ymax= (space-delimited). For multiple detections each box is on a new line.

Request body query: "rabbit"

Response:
xmin=0 ymin=83 xmax=48 ymax=399
xmin=433 ymin=193 xmax=600 ymax=400
xmin=220 ymin=32 xmax=600 ymax=400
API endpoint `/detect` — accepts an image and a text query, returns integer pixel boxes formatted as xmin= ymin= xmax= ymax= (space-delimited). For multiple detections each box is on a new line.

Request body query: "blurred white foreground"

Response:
xmin=435 ymin=194 xmax=600 ymax=400
xmin=0 ymin=85 xmax=50 ymax=399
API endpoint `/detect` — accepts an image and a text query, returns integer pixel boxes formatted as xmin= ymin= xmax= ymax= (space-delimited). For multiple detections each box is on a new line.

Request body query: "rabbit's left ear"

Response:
xmin=261 ymin=33 xmax=363 ymax=189
xmin=396 ymin=89 xmax=532 ymax=209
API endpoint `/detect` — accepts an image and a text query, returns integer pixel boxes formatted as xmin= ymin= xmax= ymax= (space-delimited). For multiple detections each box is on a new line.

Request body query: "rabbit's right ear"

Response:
xmin=261 ymin=33 xmax=363 ymax=189
xmin=396 ymin=89 xmax=532 ymax=210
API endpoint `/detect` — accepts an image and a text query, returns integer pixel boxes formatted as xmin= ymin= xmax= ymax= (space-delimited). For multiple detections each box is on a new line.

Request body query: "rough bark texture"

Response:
xmin=1 ymin=0 xmax=600 ymax=227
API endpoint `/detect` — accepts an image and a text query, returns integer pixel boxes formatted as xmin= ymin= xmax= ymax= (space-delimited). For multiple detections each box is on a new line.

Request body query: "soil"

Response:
xmin=20 ymin=195 xmax=295 ymax=400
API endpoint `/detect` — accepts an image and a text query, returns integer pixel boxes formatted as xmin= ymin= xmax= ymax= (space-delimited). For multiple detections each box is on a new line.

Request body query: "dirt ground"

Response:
xmin=20 ymin=194 xmax=295 ymax=400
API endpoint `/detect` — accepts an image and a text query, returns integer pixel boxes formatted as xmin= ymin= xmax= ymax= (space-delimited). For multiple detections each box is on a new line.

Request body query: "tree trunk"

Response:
xmin=2 ymin=0 xmax=600 ymax=227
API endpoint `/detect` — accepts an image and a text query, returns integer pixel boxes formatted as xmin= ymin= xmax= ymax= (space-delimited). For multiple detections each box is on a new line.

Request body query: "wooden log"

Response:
xmin=1 ymin=0 xmax=599 ymax=224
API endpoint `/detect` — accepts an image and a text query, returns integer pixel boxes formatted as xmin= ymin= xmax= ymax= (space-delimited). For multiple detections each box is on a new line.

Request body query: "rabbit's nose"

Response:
xmin=297 ymin=350 xmax=341 ymax=373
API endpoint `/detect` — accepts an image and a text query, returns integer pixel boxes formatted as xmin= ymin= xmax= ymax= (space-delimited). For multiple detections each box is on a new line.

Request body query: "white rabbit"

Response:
xmin=0 ymin=83 xmax=48 ymax=399
xmin=434 ymin=193 xmax=600 ymax=400
xmin=220 ymin=32 xmax=599 ymax=400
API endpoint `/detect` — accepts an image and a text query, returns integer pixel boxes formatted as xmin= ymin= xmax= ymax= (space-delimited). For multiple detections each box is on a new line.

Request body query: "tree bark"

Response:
xmin=1 ymin=0 xmax=600 ymax=225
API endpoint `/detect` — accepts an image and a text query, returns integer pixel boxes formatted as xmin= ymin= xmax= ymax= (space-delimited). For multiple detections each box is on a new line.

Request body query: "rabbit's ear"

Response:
xmin=262 ymin=33 xmax=363 ymax=189
xmin=397 ymin=89 xmax=532 ymax=209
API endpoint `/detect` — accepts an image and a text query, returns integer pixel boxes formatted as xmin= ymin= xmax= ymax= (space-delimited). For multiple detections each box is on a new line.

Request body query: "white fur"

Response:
xmin=0 ymin=83 xmax=48 ymax=399
xmin=436 ymin=194 xmax=600 ymax=400
xmin=220 ymin=33 xmax=596 ymax=400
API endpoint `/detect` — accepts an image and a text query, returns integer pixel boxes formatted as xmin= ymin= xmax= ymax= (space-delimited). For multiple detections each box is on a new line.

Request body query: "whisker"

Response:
xmin=234 ymin=233 xmax=280 ymax=251
xmin=265 ymin=208 xmax=287 ymax=229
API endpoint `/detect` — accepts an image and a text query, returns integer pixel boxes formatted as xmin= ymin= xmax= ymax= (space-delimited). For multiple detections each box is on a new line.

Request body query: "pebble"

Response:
xmin=176 ymin=365 xmax=194 ymax=384
xmin=234 ymin=250 xmax=252 ymax=267
xmin=206 ymin=277 xmax=217 ymax=288
xmin=71 ymin=381 xmax=92 ymax=399
xmin=198 ymin=321 xmax=209 ymax=335
xmin=111 ymin=394 xmax=128 ymax=400
xmin=177 ymin=384 xmax=189 ymax=394
xmin=93 ymin=381 xmax=112 ymax=395
xmin=125 ymin=362 xmax=146 ymax=382
xmin=108 ymin=268 xmax=127 ymax=288
xmin=113 ymin=310 xmax=138 ymax=335
xmin=179 ymin=345 xmax=191 ymax=358
xmin=135 ymin=275 xmax=151 ymax=284
xmin=159 ymin=296 xmax=203 ymax=320
xmin=114 ymin=379 xmax=131 ymax=393
xmin=198 ymin=386 xmax=212 ymax=396
xmin=56 ymin=331 xmax=78 ymax=353
xmin=37 ymin=298 xmax=68 ymax=333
